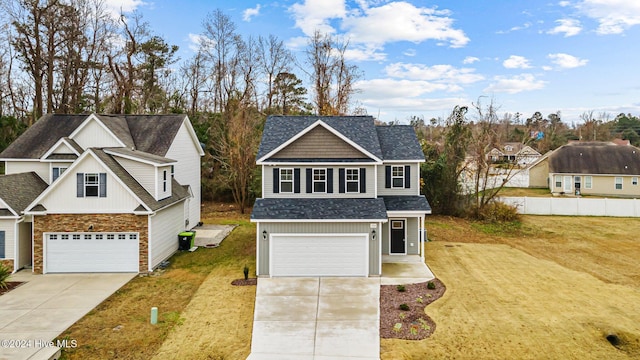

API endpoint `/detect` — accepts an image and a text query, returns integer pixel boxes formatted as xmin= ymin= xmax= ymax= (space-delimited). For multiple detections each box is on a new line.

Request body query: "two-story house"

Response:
xmin=0 ymin=113 xmax=203 ymax=274
xmin=250 ymin=115 xmax=431 ymax=277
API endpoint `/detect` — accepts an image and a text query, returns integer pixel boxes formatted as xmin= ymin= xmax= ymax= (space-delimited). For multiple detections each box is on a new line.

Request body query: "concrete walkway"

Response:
xmin=247 ymin=277 xmax=380 ymax=360
xmin=0 ymin=272 xmax=135 ymax=360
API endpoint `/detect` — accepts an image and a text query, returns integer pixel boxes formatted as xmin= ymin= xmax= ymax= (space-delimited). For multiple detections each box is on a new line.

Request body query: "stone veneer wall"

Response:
xmin=0 ymin=259 xmax=14 ymax=272
xmin=33 ymin=214 xmax=148 ymax=274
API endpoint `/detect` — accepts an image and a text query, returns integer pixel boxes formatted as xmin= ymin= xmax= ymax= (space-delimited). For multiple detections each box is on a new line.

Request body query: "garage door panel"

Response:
xmin=270 ymin=234 xmax=368 ymax=277
xmin=46 ymin=233 xmax=139 ymax=273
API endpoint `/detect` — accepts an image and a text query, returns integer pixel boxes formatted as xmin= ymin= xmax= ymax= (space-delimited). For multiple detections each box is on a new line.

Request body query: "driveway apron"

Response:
xmin=247 ymin=277 xmax=380 ymax=360
xmin=0 ymin=272 xmax=135 ymax=360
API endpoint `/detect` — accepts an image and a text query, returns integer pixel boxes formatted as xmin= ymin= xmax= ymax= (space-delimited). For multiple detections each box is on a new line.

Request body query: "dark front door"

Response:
xmin=390 ymin=220 xmax=405 ymax=254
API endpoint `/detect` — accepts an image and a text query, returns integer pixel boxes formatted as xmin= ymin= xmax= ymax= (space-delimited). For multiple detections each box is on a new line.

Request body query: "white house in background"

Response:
xmin=0 ymin=114 xmax=204 ymax=274
xmin=487 ymin=142 xmax=541 ymax=167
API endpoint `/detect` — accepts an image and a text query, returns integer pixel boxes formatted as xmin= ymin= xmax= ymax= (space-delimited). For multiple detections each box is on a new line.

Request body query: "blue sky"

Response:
xmin=108 ymin=0 xmax=640 ymax=124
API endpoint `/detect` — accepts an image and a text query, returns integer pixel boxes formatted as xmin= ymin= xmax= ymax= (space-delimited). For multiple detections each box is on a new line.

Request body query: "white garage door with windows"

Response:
xmin=45 ymin=232 xmax=139 ymax=273
xmin=270 ymin=233 xmax=368 ymax=277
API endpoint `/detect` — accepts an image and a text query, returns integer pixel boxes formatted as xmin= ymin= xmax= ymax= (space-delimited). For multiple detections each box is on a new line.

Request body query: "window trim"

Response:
xmin=345 ymin=168 xmax=360 ymax=193
xmin=615 ymin=177 xmax=623 ymax=190
xmin=633 ymin=177 xmax=638 ymax=186
xmin=584 ymin=176 xmax=592 ymax=189
xmin=312 ymin=168 xmax=327 ymax=193
xmin=279 ymin=168 xmax=294 ymax=194
xmin=84 ymin=173 xmax=100 ymax=197
xmin=554 ymin=175 xmax=562 ymax=188
xmin=391 ymin=166 xmax=404 ymax=189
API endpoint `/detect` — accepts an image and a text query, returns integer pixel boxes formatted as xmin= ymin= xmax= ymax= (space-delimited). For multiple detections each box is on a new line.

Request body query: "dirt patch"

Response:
xmin=380 ymin=278 xmax=446 ymax=340
xmin=231 ymin=278 xmax=257 ymax=286
xmin=0 ymin=282 xmax=23 ymax=296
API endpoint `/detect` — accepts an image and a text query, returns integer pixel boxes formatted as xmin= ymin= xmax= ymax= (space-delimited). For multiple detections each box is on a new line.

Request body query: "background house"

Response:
xmin=0 ymin=114 xmax=203 ymax=273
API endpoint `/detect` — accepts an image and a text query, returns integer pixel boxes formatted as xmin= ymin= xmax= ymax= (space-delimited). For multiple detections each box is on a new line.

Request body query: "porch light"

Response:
xmin=262 ymin=230 xmax=268 ymax=241
xmin=371 ymin=229 xmax=376 ymax=241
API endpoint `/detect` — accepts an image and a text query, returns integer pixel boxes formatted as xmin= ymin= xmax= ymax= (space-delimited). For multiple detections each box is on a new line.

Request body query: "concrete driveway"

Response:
xmin=0 ymin=271 xmax=135 ymax=360
xmin=247 ymin=277 xmax=380 ymax=360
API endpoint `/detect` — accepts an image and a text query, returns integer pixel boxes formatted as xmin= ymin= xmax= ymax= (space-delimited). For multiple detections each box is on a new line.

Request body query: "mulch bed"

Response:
xmin=231 ymin=278 xmax=257 ymax=286
xmin=0 ymin=282 xmax=23 ymax=296
xmin=380 ymin=278 xmax=446 ymax=340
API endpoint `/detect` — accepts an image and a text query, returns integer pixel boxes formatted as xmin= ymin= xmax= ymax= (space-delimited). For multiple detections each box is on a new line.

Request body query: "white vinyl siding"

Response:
xmin=49 ymin=141 xmax=76 ymax=154
xmin=39 ymin=155 xmax=139 ymax=213
xmin=70 ymin=118 xmax=123 ymax=149
xmin=166 ymin=121 xmax=201 ymax=228
xmin=113 ymin=157 xmax=156 ymax=197
xmin=5 ymin=161 xmax=49 ymax=184
xmin=0 ymin=220 xmax=15 ymax=259
xmin=150 ymin=201 xmax=185 ymax=268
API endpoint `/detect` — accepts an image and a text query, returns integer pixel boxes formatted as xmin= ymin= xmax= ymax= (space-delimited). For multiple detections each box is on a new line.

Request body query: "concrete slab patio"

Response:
xmin=0 ymin=272 xmax=135 ymax=360
xmin=247 ymin=277 xmax=381 ymax=360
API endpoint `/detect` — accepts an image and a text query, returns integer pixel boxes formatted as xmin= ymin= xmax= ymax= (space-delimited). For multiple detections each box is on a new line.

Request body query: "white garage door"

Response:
xmin=45 ymin=232 xmax=139 ymax=273
xmin=270 ymin=234 xmax=368 ymax=277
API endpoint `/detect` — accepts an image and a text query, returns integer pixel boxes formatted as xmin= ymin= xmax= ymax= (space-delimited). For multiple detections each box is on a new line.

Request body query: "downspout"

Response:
xmin=255 ymin=223 xmax=260 ymax=277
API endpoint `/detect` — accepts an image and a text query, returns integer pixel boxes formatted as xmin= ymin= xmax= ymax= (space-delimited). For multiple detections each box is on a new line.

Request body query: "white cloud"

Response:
xmin=384 ymin=63 xmax=484 ymax=85
xmin=463 ymin=56 xmax=479 ymax=64
xmin=559 ymin=1 xmax=571 ymax=7
xmin=344 ymin=46 xmax=387 ymax=61
xmin=403 ymin=48 xmax=417 ymax=57
xmin=547 ymin=18 xmax=582 ymax=36
xmin=548 ymin=53 xmax=588 ymax=68
xmin=575 ymin=0 xmax=640 ymax=34
xmin=496 ymin=22 xmax=531 ymax=34
xmin=503 ymin=55 xmax=532 ymax=69
xmin=104 ymin=0 xmax=145 ymax=17
xmin=484 ymin=74 xmax=546 ymax=94
xmin=243 ymin=4 xmax=261 ymax=22
xmin=289 ymin=0 xmax=346 ymax=35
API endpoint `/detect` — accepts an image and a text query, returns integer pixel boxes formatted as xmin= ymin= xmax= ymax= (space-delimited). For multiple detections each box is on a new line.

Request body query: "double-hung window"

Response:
xmin=584 ymin=176 xmax=592 ymax=189
xmin=77 ymin=172 xmax=106 ymax=198
xmin=346 ymin=168 xmax=359 ymax=193
xmin=52 ymin=167 xmax=67 ymax=181
xmin=280 ymin=168 xmax=294 ymax=193
xmin=554 ymin=175 xmax=562 ymax=188
xmin=633 ymin=177 xmax=638 ymax=186
xmin=391 ymin=166 xmax=404 ymax=188
xmin=85 ymin=173 xmax=100 ymax=197
xmin=615 ymin=177 xmax=623 ymax=190
xmin=313 ymin=169 xmax=327 ymax=193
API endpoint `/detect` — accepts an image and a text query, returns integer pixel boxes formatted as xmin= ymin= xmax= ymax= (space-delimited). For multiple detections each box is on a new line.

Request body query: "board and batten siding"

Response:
xmin=166 ymin=121 xmax=201 ymax=228
xmin=381 ymin=217 xmax=419 ymax=255
xmin=271 ymin=125 xmax=368 ymax=159
xmin=376 ymin=163 xmax=420 ymax=196
xmin=113 ymin=157 xmax=156 ymax=197
xmin=257 ymin=222 xmax=379 ymax=276
xmin=71 ymin=119 xmax=123 ymax=149
xmin=5 ymin=161 xmax=49 ymax=184
xmin=263 ymin=165 xmax=376 ymax=198
xmin=50 ymin=141 xmax=76 ymax=154
xmin=150 ymin=201 xmax=185 ymax=269
xmin=0 ymin=219 xmax=15 ymax=259
xmin=41 ymin=155 xmax=139 ymax=213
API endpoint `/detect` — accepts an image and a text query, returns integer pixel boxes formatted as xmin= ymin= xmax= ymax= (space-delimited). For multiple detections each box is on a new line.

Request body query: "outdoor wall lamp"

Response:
xmin=262 ymin=230 xmax=268 ymax=241
xmin=371 ymin=229 xmax=376 ymax=241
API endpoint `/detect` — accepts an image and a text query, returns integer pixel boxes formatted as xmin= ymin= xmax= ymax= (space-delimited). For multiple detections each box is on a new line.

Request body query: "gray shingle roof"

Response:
xmin=251 ymin=198 xmax=388 ymax=220
xmin=375 ymin=126 xmax=424 ymax=160
xmin=0 ymin=114 xmax=188 ymax=159
xmin=549 ymin=142 xmax=640 ymax=175
xmin=91 ymin=149 xmax=190 ymax=211
xmin=45 ymin=154 xmax=78 ymax=160
xmin=381 ymin=196 xmax=432 ymax=212
xmin=0 ymin=172 xmax=48 ymax=214
xmin=104 ymin=148 xmax=177 ymax=164
xmin=257 ymin=116 xmax=384 ymax=161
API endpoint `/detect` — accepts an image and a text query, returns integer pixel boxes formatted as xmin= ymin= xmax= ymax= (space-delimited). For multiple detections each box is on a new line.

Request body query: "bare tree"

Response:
xmin=258 ymin=34 xmax=294 ymax=112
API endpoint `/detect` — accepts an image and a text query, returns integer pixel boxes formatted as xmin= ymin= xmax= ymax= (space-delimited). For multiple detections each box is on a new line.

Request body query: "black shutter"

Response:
xmin=385 ymin=166 xmax=391 ymax=188
xmin=327 ymin=168 xmax=334 ymax=193
xmin=404 ymin=165 xmax=411 ymax=188
xmin=99 ymin=173 xmax=107 ymax=197
xmin=77 ymin=173 xmax=84 ymax=197
xmin=360 ymin=168 xmax=366 ymax=193
xmin=0 ymin=231 xmax=5 ymax=258
xmin=339 ymin=169 xmax=345 ymax=193
xmin=294 ymin=168 xmax=301 ymax=193
xmin=273 ymin=168 xmax=280 ymax=193
xmin=306 ymin=168 xmax=312 ymax=193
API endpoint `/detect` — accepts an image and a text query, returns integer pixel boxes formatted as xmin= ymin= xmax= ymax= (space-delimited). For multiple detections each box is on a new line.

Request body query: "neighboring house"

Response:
xmin=250 ymin=115 xmax=431 ymax=277
xmin=529 ymin=141 xmax=640 ymax=197
xmin=0 ymin=114 xmax=204 ymax=274
xmin=487 ymin=142 xmax=541 ymax=166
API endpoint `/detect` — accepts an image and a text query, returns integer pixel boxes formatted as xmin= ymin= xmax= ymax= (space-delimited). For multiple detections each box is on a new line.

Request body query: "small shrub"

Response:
xmin=427 ymin=281 xmax=436 ymax=290
xmin=398 ymin=312 xmax=406 ymax=320
xmin=409 ymin=324 xmax=419 ymax=335
xmin=418 ymin=318 xmax=430 ymax=331
xmin=393 ymin=323 xmax=403 ymax=333
xmin=396 ymin=284 xmax=406 ymax=292
xmin=0 ymin=264 xmax=10 ymax=290
xmin=399 ymin=303 xmax=410 ymax=311
xmin=416 ymin=296 xmax=423 ymax=304
xmin=243 ymin=265 xmax=249 ymax=280
xmin=476 ymin=201 xmax=520 ymax=223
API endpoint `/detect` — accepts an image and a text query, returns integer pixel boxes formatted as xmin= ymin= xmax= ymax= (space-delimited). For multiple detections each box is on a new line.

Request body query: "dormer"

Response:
xmin=105 ymin=148 xmax=177 ymax=201
xmin=40 ymin=137 xmax=84 ymax=183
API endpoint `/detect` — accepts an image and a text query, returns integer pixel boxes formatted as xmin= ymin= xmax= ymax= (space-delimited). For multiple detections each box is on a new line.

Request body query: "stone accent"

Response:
xmin=33 ymin=214 xmax=148 ymax=274
xmin=0 ymin=259 xmax=14 ymax=272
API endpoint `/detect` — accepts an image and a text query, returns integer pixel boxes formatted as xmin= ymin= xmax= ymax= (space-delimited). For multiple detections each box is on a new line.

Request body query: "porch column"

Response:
xmin=420 ymin=215 xmax=425 ymax=263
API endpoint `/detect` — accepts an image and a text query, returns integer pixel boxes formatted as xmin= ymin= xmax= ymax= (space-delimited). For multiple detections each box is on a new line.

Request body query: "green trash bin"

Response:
xmin=178 ymin=231 xmax=195 ymax=250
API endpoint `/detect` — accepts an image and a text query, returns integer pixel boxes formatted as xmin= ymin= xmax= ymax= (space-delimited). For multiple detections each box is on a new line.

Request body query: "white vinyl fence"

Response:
xmin=499 ymin=196 xmax=640 ymax=217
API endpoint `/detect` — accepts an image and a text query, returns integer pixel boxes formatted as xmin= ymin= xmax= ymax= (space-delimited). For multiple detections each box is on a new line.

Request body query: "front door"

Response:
xmin=390 ymin=219 xmax=406 ymax=254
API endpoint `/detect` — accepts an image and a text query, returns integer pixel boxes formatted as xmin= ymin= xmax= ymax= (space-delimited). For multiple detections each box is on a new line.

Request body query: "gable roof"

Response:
xmin=0 ymin=172 xmax=48 ymax=215
xmin=0 ymin=113 xmax=191 ymax=160
xmin=257 ymin=116 xmax=384 ymax=162
xmin=375 ymin=125 xmax=424 ymax=161
xmin=549 ymin=142 xmax=640 ymax=175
